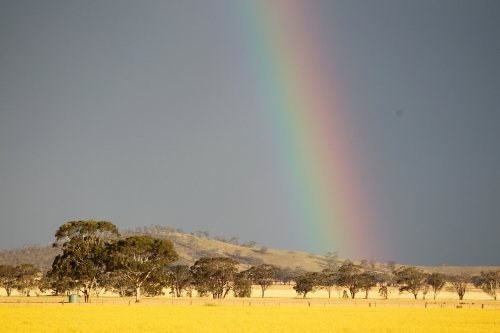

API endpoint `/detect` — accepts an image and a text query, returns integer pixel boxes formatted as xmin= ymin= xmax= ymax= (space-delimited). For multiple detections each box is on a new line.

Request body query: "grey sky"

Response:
xmin=1 ymin=1 xmax=499 ymax=266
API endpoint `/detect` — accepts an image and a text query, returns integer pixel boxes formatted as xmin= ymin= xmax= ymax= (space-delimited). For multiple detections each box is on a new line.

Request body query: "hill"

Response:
xmin=0 ymin=228 xmax=498 ymax=275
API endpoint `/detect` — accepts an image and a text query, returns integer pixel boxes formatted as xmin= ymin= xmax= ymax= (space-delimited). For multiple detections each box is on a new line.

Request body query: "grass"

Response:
xmin=1 ymin=304 xmax=499 ymax=333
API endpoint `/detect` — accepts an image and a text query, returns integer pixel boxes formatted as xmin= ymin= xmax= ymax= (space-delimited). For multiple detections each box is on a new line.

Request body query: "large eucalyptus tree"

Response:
xmin=51 ymin=220 xmax=120 ymax=302
xmin=109 ymin=235 xmax=178 ymax=302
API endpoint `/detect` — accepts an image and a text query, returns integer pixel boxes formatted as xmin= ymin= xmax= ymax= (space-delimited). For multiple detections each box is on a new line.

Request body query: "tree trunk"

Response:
xmin=136 ymin=286 xmax=141 ymax=303
xmin=261 ymin=288 xmax=265 ymax=298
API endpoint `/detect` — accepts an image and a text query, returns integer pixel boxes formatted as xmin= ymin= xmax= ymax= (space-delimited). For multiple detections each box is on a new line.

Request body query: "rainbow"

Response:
xmin=232 ymin=1 xmax=375 ymax=259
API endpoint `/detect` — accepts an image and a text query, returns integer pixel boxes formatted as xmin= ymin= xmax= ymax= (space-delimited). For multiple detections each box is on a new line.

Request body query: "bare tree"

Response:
xmin=241 ymin=241 xmax=257 ymax=248
xmin=228 ymin=237 xmax=241 ymax=245
xmin=323 ymin=251 xmax=339 ymax=269
xmin=386 ymin=261 xmax=397 ymax=271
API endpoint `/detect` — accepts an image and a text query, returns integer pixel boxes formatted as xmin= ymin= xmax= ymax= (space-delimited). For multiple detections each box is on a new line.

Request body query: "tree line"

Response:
xmin=1 ymin=220 xmax=499 ymax=302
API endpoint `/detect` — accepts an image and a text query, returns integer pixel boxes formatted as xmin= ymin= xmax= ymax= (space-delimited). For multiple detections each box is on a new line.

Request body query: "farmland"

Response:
xmin=1 ymin=304 xmax=499 ymax=333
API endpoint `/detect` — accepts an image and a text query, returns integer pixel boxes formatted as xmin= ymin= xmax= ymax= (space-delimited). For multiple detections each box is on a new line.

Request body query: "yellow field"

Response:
xmin=1 ymin=305 xmax=499 ymax=333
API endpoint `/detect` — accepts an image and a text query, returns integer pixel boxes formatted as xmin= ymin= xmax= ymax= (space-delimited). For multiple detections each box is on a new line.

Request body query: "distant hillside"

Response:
xmin=0 ymin=228 xmax=498 ymax=275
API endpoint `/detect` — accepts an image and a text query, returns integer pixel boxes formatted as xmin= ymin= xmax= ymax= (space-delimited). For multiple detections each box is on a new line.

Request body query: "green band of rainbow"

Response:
xmin=233 ymin=0 xmax=375 ymax=258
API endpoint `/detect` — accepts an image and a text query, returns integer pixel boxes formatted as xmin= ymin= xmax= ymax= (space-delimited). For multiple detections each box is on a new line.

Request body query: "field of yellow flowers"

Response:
xmin=1 ymin=304 xmax=499 ymax=333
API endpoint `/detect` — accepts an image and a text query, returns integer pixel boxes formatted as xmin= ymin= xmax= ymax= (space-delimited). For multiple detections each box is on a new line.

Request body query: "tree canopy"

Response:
xmin=109 ymin=235 xmax=178 ymax=302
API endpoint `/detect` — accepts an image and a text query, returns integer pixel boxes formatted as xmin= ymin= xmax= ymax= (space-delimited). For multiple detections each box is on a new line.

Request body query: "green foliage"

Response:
xmin=167 ymin=265 xmax=193 ymax=297
xmin=275 ymin=266 xmax=294 ymax=285
xmin=46 ymin=256 xmax=78 ymax=295
xmin=479 ymin=270 xmax=500 ymax=300
xmin=293 ymin=272 xmax=321 ymax=298
xmin=446 ymin=272 xmax=471 ymax=300
xmin=54 ymin=220 xmax=120 ymax=246
xmin=337 ymin=262 xmax=363 ymax=298
xmin=190 ymin=257 xmax=239 ymax=299
xmin=109 ymin=235 xmax=178 ymax=302
xmin=0 ymin=264 xmax=18 ymax=296
xmin=14 ymin=263 xmax=41 ymax=296
xmin=233 ymin=272 xmax=252 ymax=298
xmin=426 ymin=273 xmax=446 ymax=299
xmin=107 ymin=271 xmax=135 ymax=297
xmin=51 ymin=220 xmax=120 ymax=302
xmin=318 ymin=269 xmax=339 ymax=298
xmin=358 ymin=272 xmax=377 ymax=299
xmin=394 ymin=266 xmax=428 ymax=299
xmin=379 ymin=286 xmax=389 ymax=299
xmin=245 ymin=264 xmax=278 ymax=297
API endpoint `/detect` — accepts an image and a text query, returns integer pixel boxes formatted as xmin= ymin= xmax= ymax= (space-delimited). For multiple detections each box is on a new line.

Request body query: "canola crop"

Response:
xmin=1 ymin=305 xmax=499 ymax=333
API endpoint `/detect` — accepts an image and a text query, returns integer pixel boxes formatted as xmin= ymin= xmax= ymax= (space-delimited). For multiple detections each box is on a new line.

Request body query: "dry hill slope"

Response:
xmin=0 ymin=230 xmax=497 ymax=275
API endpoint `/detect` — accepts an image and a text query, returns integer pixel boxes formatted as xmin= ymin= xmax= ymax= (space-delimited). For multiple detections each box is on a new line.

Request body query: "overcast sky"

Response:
xmin=1 ymin=1 xmax=499 ymax=266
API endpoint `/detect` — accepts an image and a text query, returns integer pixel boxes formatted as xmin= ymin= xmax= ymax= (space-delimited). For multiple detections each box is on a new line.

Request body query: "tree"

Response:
xmin=379 ymin=286 xmax=389 ymax=299
xmin=46 ymin=256 xmax=78 ymax=296
xmin=109 ymin=235 xmax=178 ymax=302
xmin=426 ymin=273 xmax=446 ymax=299
xmin=15 ymin=263 xmax=41 ymax=296
xmin=393 ymin=266 xmax=428 ymax=299
xmin=369 ymin=257 xmax=377 ymax=270
xmin=387 ymin=261 xmax=397 ymax=271
xmin=447 ymin=272 xmax=471 ymax=300
xmin=358 ymin=272 xmax=377 ymax=299
xmin=233 ymin=272 xmax=252 ymax=298
xmin=52 ymin=220 xmax=120 ymax=302
xmin=293 ymin=272 xmax=321 ymax=298
xmin=190 ymin=257 xmax=239 ymax=299
xmin=227 ymin=237 xmax=240 ymax=245
xmin=107 ymin=271 xmax=134 ymax=297
xmin=276 ymin=267 xmax=294 ymax=285
xmin=0 ymin=264 xmax=18 ymax=296
xmin=422 ymin=282 xmax=430 ymax=300
xmin=324 ymin=252 xmax=339 ymax=269
xmin=319 ymin=269 xmax=338 ymax=298
xmin=479 ymin=270 xmax=500 ymax=300
xmin=37 ymin=274 xmax=54 ymax=296
xmin=241 ymin=241 xmax=257 ymax=248
xmin=167 ymin=265 xmax=193 ymax=297
xmin=246 ymin=264 xmax=278 ymax=297
xmin=337 ymin=262 xmax=363 ymax=298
